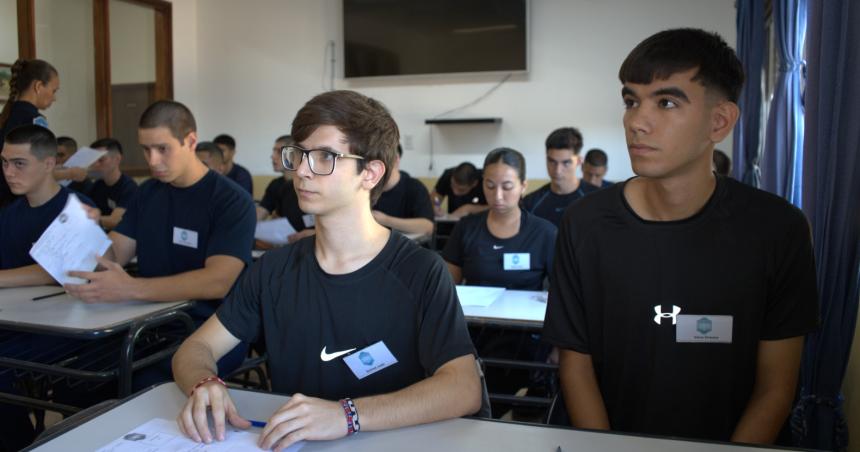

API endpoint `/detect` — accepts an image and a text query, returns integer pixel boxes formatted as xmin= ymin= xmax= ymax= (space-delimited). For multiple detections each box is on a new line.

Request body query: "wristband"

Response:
xmin=339 ymin=398 xmax=360 ymax=435
xmin=190 ymin=376 xmax=226 ymax=396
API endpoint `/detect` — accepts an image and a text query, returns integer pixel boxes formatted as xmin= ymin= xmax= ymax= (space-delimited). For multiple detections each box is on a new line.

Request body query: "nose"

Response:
xmin=625 ymin=106 xmax=652 ymax=136
xmin=295 ymin=152 xmax=313 ymax=178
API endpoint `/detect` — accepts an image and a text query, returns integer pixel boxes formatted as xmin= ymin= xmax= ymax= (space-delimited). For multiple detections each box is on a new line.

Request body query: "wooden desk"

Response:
xmin=29 ymin=383 xmax=799 ymax=451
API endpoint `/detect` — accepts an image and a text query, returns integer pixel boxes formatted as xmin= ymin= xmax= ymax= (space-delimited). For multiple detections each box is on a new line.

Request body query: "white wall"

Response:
xmin=34 ymin=0 xmax=97 ymax=147
xmin=169 ymin=0 xmax=199 ymax=115
xmin=110 ymin=0 xmax=156 ymax=85
xmin=180 ymin=0 xmax=735 ymax=179
xmin=0 ymin=0 xmax=17 ymax=64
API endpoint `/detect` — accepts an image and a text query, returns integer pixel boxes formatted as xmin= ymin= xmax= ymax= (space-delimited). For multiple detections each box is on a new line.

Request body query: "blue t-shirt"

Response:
xmin=442 ymin=210 xmax=557 ymax=290
xmin=0 ymin=186 xmax=95 ymax=270
xmin=226 ymin=163 xmax=253 ymax=195
xmin=88 ymin=173 xmax=139 ymax=215
xmin=114 ymin=170 xmax=256 ymax=320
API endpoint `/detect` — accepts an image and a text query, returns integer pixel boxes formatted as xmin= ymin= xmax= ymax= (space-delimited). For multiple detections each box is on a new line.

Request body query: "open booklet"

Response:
xmin=97 ymin=418 xmax=303 ymax=451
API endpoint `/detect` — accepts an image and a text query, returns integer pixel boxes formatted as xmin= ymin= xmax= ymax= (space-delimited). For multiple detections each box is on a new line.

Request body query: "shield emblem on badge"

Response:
xmin=697 ymin=317 xmax=713 ymax=335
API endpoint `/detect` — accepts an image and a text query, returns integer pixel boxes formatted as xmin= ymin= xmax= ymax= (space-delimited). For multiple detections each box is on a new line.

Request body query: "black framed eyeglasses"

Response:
xmin=281 ymin=145 xmax=365 ymax=176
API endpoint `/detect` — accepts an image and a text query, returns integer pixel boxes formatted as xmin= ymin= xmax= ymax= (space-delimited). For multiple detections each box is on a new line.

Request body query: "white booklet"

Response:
xmin=455 ymin=285 xmax=506 ymax=308
xmin=254 ymin=217 xmax=296 ymax=245
xmin=96 ymin=418 xmax=303 ymax=451
xmin=29 ymin=193 xmax=112 ymax=285
xmin=58 ymin=147 xmax=107 ymax=186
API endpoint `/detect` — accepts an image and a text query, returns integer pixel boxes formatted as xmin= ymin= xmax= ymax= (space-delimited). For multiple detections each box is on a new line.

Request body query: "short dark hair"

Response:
xmin=484 ymin=147 xmax=526 ymax=182
xmin=57 ymin=136 xmax=78 ymax=150
xmin=275 ymin=135 xmax=294 ymax=145
xmin=213 ymin=134 xmax=236 ymax=150
xmin=584 ymin=148 xmax=608 ymax=167
xmin=451 ymin=162 xmax=480 ymax=186
xmin=196 ymin=141 xmax=225 ymax=161
xmin=4 ymin=125 xmax=57 ymax=160
xmin=90 ymin=137 xmax=123 ymax=155
xmin=291 ymin=90 xmax=399 ymax=204
xmin=619 ymin=28 xmax=744 ymax=103
xmin=139 ymin=100 xmax=197 ymax=143
xmin=713 ymin=149 xmax=731 ymax=177
xmin=545 ymin=127 xmax=583 ymax=153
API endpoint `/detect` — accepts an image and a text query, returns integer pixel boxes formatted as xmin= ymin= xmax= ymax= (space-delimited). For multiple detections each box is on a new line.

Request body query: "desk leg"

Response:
xmin=118 ymin=311 xmax=194 ymax=397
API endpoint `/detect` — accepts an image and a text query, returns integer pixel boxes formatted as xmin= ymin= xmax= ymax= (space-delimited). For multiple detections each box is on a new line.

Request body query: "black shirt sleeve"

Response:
xmin=407 ymin=178 xmax=434 ymax=222
xmin=440 ymin=218 xmax=468 ymax=267
xmin=217 ymin=254 xmax=267 ymax=343
xmin=434 ymin=169 xmax=452 ymax=197
xmin=114 ymin=184 xmax=141 ymax=240
xmin=542 ymin=212 xmax=590 ymax=353
xmin=259 ymin=178 xmax=280 ymax=213
xmin=116 ymin=177 xmax=139 ymax=209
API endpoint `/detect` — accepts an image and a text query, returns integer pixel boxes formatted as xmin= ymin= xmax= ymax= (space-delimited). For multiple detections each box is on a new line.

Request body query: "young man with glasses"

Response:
xmin=172 ymin=90 xmax=481 ymax=450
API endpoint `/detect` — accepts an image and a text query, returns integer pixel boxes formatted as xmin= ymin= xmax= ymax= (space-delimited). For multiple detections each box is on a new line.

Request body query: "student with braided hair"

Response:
xmin=0 ymin=59 xmax=60 ymax=209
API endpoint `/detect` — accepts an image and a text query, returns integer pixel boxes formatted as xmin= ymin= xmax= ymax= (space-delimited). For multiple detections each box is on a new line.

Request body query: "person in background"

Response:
xmin=522 ymin=127 xmax=599 ymax=227
xmin=372 ymin=144 xmax=434 ymax=237
xmin=214 ymin=133 xmax=253 ymax=194
xmin=196 ymin=141 xmax=227 ymax=175
xmin=87 ymin=137 xmax=139 ymax=230
xmin=0 ymin=59 xmax=59 ymax=209
xmin=581 ymin=148 xmax=613 ymax=188
xmin=430 ymin=162 xmax=488 ymax=219
xmin=713 ymin=148 xmax=731 ymax=177
xmin=256 ymin=134 xmax=315 ymax=246
xmin=54 ymin=136 xmax=93 ymax=196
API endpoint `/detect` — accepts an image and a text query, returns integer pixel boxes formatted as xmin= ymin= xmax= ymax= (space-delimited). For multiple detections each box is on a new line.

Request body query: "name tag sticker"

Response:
xmin=172 ymin=227 xmax=199 ymax=249
xmin=343 ymin=341 xmax=398 ymax=380
xmin=302 ymin=214 xmax=315 ymax=228
xmin=676 ymin=315 xmax=733 ymax=343
xmin=503 ymin=253 xmax=530 ymax=271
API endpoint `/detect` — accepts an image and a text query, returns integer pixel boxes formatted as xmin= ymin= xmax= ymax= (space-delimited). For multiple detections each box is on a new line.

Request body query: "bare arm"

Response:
xmin=731 ymin=337 xmax=804 ymax=444
xmin=558 ymin=349 xmax=610 ymax=430
xmin=0 ymin=265 xmax=57 ymax=288
xmin=449 ymin=203 xmax=489 ymax=219
xmin=255 ymin=205 xmax=270 ymax=221
xmin=99 ymin=207 xmax=126 ymax=230
xmin=372 ymin=210 xmax=434 ymax=236
xmin=446 ymin=263 xmax=463 ymax=285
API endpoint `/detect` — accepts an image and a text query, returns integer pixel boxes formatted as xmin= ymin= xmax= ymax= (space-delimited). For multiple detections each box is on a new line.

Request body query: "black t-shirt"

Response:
xmin=226 ymin=163 xmax=253 ymax=195
xmin=522 ymin=182 xmax=599 ymax=227
xmin=217 ymin=231 xmax=475 ymax=400
xmin=259 ymin=177 xmax=310 ymax=232
xmin=442 ymin=210 xmax=557 ymax=290
xmin=0 ymin=101 xmax=48 ymax=209
xmin=542 ymin=176 xmax=819 ymax=441
xmin=88 ymin=174 xmax=138 ymax=215
xmin=374 ymin=171 xmax=434 ymax=222
xmin=434 ymin=168 xmax=487 ymax=214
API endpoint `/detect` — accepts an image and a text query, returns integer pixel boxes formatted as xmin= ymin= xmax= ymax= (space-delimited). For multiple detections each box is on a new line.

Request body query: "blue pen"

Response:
xmin=250 ymin=420 xmax=267 ymax=428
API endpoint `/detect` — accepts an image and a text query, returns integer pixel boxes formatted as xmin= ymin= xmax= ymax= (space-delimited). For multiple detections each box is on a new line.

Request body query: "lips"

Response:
xmin=628 ymin=144 xmax=657 ymax=156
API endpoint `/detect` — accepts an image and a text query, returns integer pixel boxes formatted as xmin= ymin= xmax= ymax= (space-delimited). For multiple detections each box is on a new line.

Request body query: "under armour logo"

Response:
xmin=653 ymin=305 xmax=681 ymax=325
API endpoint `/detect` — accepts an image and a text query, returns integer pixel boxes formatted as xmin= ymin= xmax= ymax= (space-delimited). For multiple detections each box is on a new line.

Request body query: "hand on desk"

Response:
xmin=177 ymin=381 xmax=250 ymax=444
xmin=64 ymin=255 xmax=137 ymax=302
xmin=258 ymin=393 xmax=346 ymax=451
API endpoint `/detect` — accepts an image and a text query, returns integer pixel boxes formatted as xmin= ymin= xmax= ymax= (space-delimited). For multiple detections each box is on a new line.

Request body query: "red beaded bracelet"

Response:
xmin=190 ymin=376 xmax=226 ymax=396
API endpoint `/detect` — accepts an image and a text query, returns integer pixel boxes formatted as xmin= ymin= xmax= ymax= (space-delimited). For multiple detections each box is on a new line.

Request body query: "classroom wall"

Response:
xmin=0 ymin=0 xmax=17 ymax=64
xmin=110 ymin=0 xmax=157 ymax=85
xmin=173 ymin=0 xmax=736 ymax=182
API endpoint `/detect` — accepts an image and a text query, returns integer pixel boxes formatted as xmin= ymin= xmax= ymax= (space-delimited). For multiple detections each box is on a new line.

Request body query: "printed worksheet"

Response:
xmin=29 ymin=193 xmax=112 ymax=285
xmin=96 ymin=418 xmax=303 ymax=451
xmin=58 ymin=147 xmax=107 ymax=186
xmin=254 ymin=217 xmax=296 ymax=245
xmin=455 ymin=285 xmax=506 ymax=307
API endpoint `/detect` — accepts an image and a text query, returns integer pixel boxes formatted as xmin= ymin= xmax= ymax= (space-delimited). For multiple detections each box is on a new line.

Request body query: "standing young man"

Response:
xmin=173 ymin=90 xmax=480 ymax=450
xmin=543 ymin=29 xmax=818 ymax=443
xmin=522 ymin=127 xmax=598 ymax=227
xmin=214 ymin=133 xmax=253 ymax=195
xmin=87 ymin=137 xmax=139 ymax=230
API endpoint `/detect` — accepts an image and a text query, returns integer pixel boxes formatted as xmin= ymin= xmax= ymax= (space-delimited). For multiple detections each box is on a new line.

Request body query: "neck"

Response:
xmin=16 ymin=92 xmax=38 ymax=106
xmin=488 ymin=206 xmax=521 ymax=225
xmin=224 ymin=161 xmax=235 ymax=174
xmin=314 ymin=201 xmax=390 ymax=275
xmin=104 ymin=168 xmax=122 ymax=186
xmin=625 ymin=165 xmax=716 ymax=221
xmin=384 ymin=169 xmax=401 ymax=192
xmin=550 ymin=177 xmax=580 ymax=195
xmin=171 ymin=159 xmax=209 ymax=188
xmin=26 ymin=178 xmax=61 ymax=207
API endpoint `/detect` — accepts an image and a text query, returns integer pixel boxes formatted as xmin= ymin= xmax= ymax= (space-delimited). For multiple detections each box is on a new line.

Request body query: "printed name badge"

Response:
xmin=676 ymin=315 xmax=733 ymax=343
xmin=172 ymin=227 xmax=199 ymax=249
xmin=302 ymin=214 xmax=315 ymax=228
xmin=343 ymin=341 xmax=398 ymax=380
xmin=503 ymin=253 xmax=530 ymax=271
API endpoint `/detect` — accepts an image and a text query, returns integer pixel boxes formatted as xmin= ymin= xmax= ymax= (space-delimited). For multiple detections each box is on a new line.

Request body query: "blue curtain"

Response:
xmin=760 ymin=0 xmax=807 ymax=206
xmin=790 ymin=0 xmax=860 ymax=449
xmin=732 ymin=0 xmax=765 ymax=186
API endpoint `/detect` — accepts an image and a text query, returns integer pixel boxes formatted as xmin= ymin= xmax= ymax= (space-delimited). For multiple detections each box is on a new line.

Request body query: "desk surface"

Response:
xmin=30 ymin=383 xmax=795 ymax=452
xmin=459 ymin=286 xmax=547 ymax=328
xmin=0 ymin=286 xmax=191 ymax=337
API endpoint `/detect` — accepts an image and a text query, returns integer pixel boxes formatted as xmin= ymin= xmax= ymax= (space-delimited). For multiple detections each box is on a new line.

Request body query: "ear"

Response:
xmin=709 ymin=101 xmax=740 ymax=144
xmin=521 ymin=179 xmax=529 ymax=196
xmin=362 ymin=159 xmax=386 ymax=192
xmin=185 ymin=131 xmax=198 ymax=152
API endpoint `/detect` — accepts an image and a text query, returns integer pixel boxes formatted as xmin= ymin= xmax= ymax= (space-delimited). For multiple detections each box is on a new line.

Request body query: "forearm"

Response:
xmin=255 ymin=206 xmax=270 ymax=221
xmin=380 ymin=216 xmax=433 ymax=236
xmin=731 ymin=384 xmax=795 ymax=443
xmin=173 ymin=338 xmax=220 ymax=396
xmin=450 ymin=204 xmax=488 ymax=219
xmin=559 ymin=349 xmax=610 ymax=430
xmin=355 ymin=354 xmax=481 ymax=431
xmin=99 ymin=209 xmax=125 ymax=230
xmin=0 ymin=265 xmax=57 ymax=288
xmin=128 ymin=268 xmax=236 ymax=302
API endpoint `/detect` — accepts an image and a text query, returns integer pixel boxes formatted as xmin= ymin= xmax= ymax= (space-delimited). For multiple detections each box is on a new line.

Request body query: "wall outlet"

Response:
xmin=403 ymin=134 xmax=414 ymax=150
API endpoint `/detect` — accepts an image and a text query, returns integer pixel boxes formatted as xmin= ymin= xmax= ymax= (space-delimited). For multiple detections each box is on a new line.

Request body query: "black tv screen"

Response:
xmin=343 ymin=0 xmax=528 ymax=78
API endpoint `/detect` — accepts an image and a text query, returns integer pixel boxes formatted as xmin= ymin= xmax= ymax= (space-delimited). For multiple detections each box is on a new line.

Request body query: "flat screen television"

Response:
xmin=343 ymin=0 xmax=528 ymax=78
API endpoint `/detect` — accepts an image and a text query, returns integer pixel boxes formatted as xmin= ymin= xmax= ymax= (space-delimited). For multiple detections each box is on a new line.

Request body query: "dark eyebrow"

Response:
xmin=621 ymin=86 xmax=636 ymax=97
xmin=652 ymin=87 xmax=690 ymax=103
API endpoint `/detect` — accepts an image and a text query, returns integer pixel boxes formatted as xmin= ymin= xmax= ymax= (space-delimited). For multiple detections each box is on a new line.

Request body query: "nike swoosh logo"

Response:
xmin=492 ymin=245 xmax=503 ymax=250
xmin=320 ymin=346 xmax=356 ymax=362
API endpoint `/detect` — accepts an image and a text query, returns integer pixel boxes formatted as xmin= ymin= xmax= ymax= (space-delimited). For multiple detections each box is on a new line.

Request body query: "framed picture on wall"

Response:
xmin=0 ymin=63 xmax=12 ymax=105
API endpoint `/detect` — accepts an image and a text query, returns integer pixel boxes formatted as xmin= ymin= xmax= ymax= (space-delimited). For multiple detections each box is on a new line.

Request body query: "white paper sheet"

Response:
xmin=96 ymin=418 xmax=304 ymax=451
xmin=254 ymin=218 xmax=296 ymax=245
xmin=455 ymin=285 xmax=506 ymax=307
xmin=29 ymin=193 xmax=112 ymax=285
xmin=63 ymin=146 xmax=107 ymax=169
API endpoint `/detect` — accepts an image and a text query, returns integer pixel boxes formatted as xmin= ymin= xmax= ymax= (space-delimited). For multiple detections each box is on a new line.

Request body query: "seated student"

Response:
xmin=543 ymin=29 xmax=818 ymax=443
xmin=431 ymin=162 xmax=488 ymax=218
xmin=581 ymin=148 xmax=613 ymax=188
xmin=713 ymin=148 xmax=731 ymax=177
xmin=214 ymin=133 xmax=253 ymax=194
xmin=522 ymin=127 xmax=599 ymax=227
xmin=0 ymin=125 xmax=97 ymax=450
xmin=87 ymin=138 xmax=139 ymax=230
xmin=256 ymin=134 xmax=315 ymax=244
xmin=443 ymin=148 xmax=556 ymax=291
xmin=172 ymin=90 xmax=480 ymax=450
xmin=54 ymin=135 xmax=93 ymax=194
xmin=195 ymin=141 xmax=227 ymax=175
xmin=64 ymin=100 xmax=257 ymax=383
xmin=372 ymin=144 xmax=434 ymax=237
